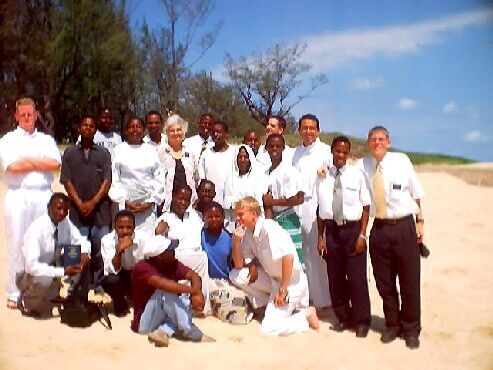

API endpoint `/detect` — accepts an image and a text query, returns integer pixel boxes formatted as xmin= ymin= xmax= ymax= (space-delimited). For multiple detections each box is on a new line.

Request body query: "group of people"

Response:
xmin=0 ymin=97 xmax=425 ymax=349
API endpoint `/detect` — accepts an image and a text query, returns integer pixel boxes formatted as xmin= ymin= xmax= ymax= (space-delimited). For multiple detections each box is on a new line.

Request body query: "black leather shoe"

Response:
xmin=332 ymin=321 xmax=350 ymax=332
xmin=355 ymin=325 xmax=369 ymax=338
xmin=380 ymin=328 xmax=399 ymax=343
xmin=405 ymin=335 xmax=420 ymax=349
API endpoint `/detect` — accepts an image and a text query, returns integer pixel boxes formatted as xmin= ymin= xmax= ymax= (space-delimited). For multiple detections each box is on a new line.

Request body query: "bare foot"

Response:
xmin=306 ymin=306 xmax=320 ymax=330
xmin=6 ymin=300 xmax=18 ymax=309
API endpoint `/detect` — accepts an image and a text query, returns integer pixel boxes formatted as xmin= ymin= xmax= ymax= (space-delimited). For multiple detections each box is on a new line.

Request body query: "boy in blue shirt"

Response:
xmin=201 ymin=202 xmax=231 ymax=280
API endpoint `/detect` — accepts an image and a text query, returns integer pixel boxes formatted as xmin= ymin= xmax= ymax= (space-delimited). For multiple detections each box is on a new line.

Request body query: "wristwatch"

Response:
xmin=358 ymin=234 xmax=367 ymax=240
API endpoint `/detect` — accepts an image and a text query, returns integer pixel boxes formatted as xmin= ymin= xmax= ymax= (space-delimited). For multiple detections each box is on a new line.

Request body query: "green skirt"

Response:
xmin=274 ymin=208 xmax=306 ymax=272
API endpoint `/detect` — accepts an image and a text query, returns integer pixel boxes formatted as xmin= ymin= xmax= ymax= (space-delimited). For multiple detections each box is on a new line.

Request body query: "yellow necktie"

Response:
xmin=373 ymin=162 xmax=387 ymax=218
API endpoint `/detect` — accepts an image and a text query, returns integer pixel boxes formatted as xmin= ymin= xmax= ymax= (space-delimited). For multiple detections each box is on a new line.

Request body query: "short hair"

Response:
xmin=199 ymin=113 xmax=214 ymax=122
xmin=98 ymin=106 xmax=112 ymax=116
xmin=298 ymin=114 xmax=320 ymax=131
xmin=48 ymin=192 xmax=69 ymax=207
xmin=204 ymin=201 xmax=224 ymax=217
xmin=197 ymin=179 xmax=215 ymax=191
xmin=165 ymin=114 xmax=188 ymax=136
xmin=234 ymin=196 xmax=261 ymax=216
xmin=145 ymin=110 xmax=163 ymax=122
xmin=172 ymin=184 xmax=192 ymax=198
xmin=243 ymin=129 xmax=259 ymax=141
xmin=331 ymin=135 xmax=351 ymax=149
xmin=265 ymin=133 xmax=285 ymax=146
xmin=79 ymin=115 xmax=96 ymax=126
xmin=16 ymin=97 xmax=35 ymax=111
xmin=367 ymin=125 xmax=390 ymax=139
xmin=114 ymin=210 xmax=135 ymax=225
xmin=213 ymin=121 xmax=229 ymax=132
xmin=266 ymin=115 xmax=287 ymax=130
xmin=124 ymin=117 xmax=144 ymax=129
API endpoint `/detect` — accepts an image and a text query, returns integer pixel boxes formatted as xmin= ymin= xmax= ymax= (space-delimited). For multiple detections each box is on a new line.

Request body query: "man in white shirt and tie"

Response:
xmin=183 ymin=113 xmax=214 ymax=167
xmin=17 ymin=193 xmax=91 ymax=317
xmin=357 ymin=126 xmax=425 ymax=349
xmin=316 ymin=136 xmax=371 ymax=338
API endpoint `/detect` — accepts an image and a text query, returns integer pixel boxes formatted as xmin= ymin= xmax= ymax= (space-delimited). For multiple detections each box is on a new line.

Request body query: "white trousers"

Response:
xmin=301 ymin=218 xmax=331 ymax=307
xmin=175 ymin=249 xmax=211 ymax=311
xmin=4 ymin=188 xmax=52 ymax=302
xmin=230 ymin=266 xmax=310 ymax=336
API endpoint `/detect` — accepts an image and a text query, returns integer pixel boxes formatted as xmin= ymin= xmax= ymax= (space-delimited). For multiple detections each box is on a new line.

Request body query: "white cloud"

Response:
xmin=299 ymin=7 xmax=493 ymax=71
xmin=463 ymin=130 xmax=482 ymax=142
xmin=443 ymin=101 xmax=458 ymax=113
xmin=398 ymin=98 xmax=417 ymax=110
xmin=348 ymin=77 xmax=385 ymax=91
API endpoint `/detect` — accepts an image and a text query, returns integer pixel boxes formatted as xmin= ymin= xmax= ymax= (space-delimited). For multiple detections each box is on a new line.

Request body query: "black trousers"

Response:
xmin=101 ymin=269 xmax=132 ymax=314
xmin=324 ymin=221 xmax=371 ymax=326
xmin=369 ymin=215 xmax=421 ymax=336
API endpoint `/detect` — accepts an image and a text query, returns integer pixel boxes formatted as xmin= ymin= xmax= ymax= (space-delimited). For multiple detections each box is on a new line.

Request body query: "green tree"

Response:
xmin=225 ymin=43 xmax=328 ymax=130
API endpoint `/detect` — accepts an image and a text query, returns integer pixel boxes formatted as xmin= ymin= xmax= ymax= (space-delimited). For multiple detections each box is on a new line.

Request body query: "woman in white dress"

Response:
xmin=109 ymin=117 xmax=164 ymax=234
xmin=223 ymin=144 xmax=266 ymax=232
xmin=158 ymin=114 xmax=198 ymax=211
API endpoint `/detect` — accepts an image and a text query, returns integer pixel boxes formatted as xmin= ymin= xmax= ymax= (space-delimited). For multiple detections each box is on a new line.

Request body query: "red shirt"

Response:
xmin=131 ymin=259 xmax=190 ymax=332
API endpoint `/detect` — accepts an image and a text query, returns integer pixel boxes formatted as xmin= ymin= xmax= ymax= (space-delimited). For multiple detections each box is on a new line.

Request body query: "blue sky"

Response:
xmin=128 ymin=0 xmax=493 ymax=161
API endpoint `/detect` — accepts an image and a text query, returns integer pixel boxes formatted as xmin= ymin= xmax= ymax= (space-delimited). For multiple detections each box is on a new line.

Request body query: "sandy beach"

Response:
xmin=1 ymin=166 xmax=492 ymax=370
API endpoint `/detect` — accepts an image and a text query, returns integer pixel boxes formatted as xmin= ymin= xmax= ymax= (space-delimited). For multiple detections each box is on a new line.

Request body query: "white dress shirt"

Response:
xmin=109 ymin=142 xmax=164 ymax=209
xmin=101 ymin=230 xmax=148 ymax=275
xmin=22 ymin=214 xmax=91 ymax=278
xmin=317 ymin=164 xmax=371 ymax=221
xmin=78 ymin=130 xmax=122 ymax=159
xmin=183 ymin=134 xmax=213 ymax=167
xmin=0 ymin=127 xmax=61 ymax=189
xmin=357 ymin=152 xmax=425 ymax=218
xmin=241 ymin=218 xmax=303 ymax=281
xmin=265 ymin=160 xmax=303 ymax=214
xmin=256 ymin=144 xmax=295 ymax=172
xmin=155 ymin=208 xmax=204 ymax=253
xmin=143 ymin=133 xmax=168 ymax=148
xmin=198 ymin=145 xmax=236 ymax=205
xmin=292 ymin=138 xmax=333 ymax=228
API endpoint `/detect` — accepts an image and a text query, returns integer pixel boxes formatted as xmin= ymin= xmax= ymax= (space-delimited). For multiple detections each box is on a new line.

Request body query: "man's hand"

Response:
xmin=416 ymin=223 xmax=424 ymax=244
xmin=317 ymin=166 xmax=328 ymax=178
xmin=262 ymin=190 xmax=274 ymax=207
xmin=155 ymin=221 xmax=169 ymax=236
xmin=64 ymin=264 xmax=81 ymax=276
xmin=273 ymin=289 xmax=288 ymax=307
xmin=349 ymin=237 xmax=366 ymax=257
xmin=248 ymin=263 xmax=258 ymax=284
xmin=190 ymin=292 xmax=205 ymax=313
xmin=133 ymin=202 xmax=152 ymax=214
xmin=79 ymin=253 xmax=90 ymax=270
xmin=117 ymin=236 xmax=134 ymax=253
xmin=79 ymin=200 xmax=96 ymax=218
xmin=233 ymin=224 xmax=246 ymax=240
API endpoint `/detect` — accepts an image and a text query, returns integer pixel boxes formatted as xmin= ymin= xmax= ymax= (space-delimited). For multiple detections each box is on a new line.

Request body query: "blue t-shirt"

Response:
xmin=201 ymin=228 xmax=232 ymax=279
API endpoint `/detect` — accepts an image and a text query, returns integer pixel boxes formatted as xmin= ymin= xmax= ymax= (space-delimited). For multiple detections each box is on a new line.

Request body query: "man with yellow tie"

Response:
xmin=357 ymin=126 xmax=425 ymax=349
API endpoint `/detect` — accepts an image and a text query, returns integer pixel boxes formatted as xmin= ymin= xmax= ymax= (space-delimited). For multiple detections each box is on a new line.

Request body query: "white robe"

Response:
xmin=292 ymin=138 xmax=332 ymax=308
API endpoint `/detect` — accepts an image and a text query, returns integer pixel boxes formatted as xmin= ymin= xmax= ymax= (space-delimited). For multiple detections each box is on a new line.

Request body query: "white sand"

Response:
xmin=0 ymin=171 xmax=492 ymax=370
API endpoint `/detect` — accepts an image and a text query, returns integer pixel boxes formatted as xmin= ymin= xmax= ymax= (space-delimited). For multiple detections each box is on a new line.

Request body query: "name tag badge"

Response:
xmin=392 ymin=184 xmax=402 ymax=190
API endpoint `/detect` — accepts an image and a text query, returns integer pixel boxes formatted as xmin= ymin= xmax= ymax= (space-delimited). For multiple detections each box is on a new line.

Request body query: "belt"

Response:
xmin=328 ymin=219 xmax=359 ymax=228
xmin=374 ymin=215 xmax=413 ymax=226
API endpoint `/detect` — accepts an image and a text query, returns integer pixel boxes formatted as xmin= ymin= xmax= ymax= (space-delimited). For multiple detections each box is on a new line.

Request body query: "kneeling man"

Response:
xmin=17 ymin=193 xmax=91 ymax=317
xmin=230 ymin=196 xmax=319 ymax=335
xmin=131 ymin=237 xmax=209 ymax=347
